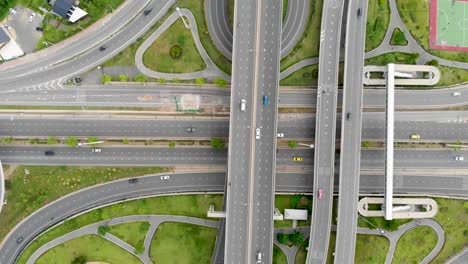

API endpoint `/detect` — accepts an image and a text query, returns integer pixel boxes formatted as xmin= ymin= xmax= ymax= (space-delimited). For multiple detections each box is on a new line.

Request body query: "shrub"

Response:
xmin=425 ymin=59 xmax=439 ymax=66
xmin=87 ymin=137 xmax=99 ymax=143
xmin=47 ymin=136 xmax=58 ymax=145
xmin=102 ymin=74 xmax=112 ymax=84
xmin=214 ymin=78 xmax=228 ymax=87
xmin=311 ymin=68 xmax=319 ymax=78
xmin=168 ymin=141 xmax=176 ymax=148
xmin=277 ymin=233 xmax=289 ymax=244
xmin=288 ymin=140 xmax=297 ymax=148
xmin=158 ymin=78 xmax=166 ymax=84
xmin=72 ymin=255 xmax=88 ymax=264
xmin=122 ymin=138 xmax=129 ymax=144
xmin=135 ymin=74 xmax=147 ymax=83
xmin=139 ymin=222 xmax=151 ymax=232
xmin=210 ymin=138 xmax=225 ymax=150
xmin=66 ymin=136 xmax=78 ymax=147
xmin=118 ymin=74 xmax=128 ymax=82
xmin=2 ymin=137 xmax=13 ymax=144
xmin=134 ymin=242 xmax=145 ymax=254
xmin=290 ymin=231 xmax=305 ymax=246
xmin=170 ymin=45 xmax=183 ymax=58
xmin=195 ymin=77 xmax=205 ymax=85
xmin=361 ymin=141 xmax=370 ymax=149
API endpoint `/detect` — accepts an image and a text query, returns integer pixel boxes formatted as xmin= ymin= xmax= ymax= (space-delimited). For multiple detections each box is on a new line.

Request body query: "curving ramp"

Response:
xmin=135 ymin=9 xmax=230 ymax=80
xmin=205 ymin=0 xmax=310 ymax=59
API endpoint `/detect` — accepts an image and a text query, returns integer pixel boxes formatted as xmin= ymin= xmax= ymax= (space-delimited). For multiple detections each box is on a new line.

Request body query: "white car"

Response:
xmin=277 ymin=133 xmax=284 ymax=138
xmin=4 ymin=24 xmax=11 ymax=30
xmin=161 ymin=175 xmax=170 ymax=180
xmin=28 ymin=13 xmax=36 ymax=22
xmin=240 ymin=99 xmax=246 ymax=111
xmin=256 ymin=128 xmax=261 ymax=139
xmin=452 ymin=91 xmax=461 ymax=96
xmin=455 ymin=156 xmax=464 ymax=161
xmin=9 ymin=8 xmax=17 ymax=15
xmin=92 ymin=148 xmax=101 ymax=153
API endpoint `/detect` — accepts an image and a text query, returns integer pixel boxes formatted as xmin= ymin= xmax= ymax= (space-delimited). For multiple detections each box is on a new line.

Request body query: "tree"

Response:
xmin=122 ymin=138 xmax=129 ymax=144
xmin=277 ymin=233 xmax=289 ymax=244
xmin=66 ymin=136 xmax=78 ymax=147
xmin=4 ymin=179 xmax=11 ymax=190
xmin=195 ymin=77 xmax=205 ymax=86
xmin=71 ymin=255 xmax=88 ymax=264
xmin=168 ymin=141 xmax=176 ymax=148
xmin=87 ymin=137 xmax=99 ymax=143
xmin=119 ymin=74 xmax=128 ymax=82
xmin=135 ymin=74 xmax=147 ymax=83
xmin=391 ymin=28 xmax=407 ymax=45
xmin=98 ymin=225 xmax=110 ymax=236
xmin=29 ymin=138 xmax=39 ymax=144
xmin=290 ymin=230 xmax=305 ymax=246
xmin=214 ymin=78 xmax=228 ymax=87
xmin=288 ymin=140 xmax=297 ymax=148
xmin=210 ymin=137 xmax=225 ymax=150
xmin=47 ymin=136 xmax=58 ymax=145
xmin=383 ymin=219 xmax=399 ymax=231
xmin=158 ymin=78 xmax=166 ymax=84
xmin=102 ymin=74 xmax=112 ymax=84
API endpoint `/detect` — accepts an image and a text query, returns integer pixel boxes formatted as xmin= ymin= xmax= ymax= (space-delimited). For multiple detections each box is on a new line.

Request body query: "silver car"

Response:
xmin=256 ymin=128 xmax=261 ymax=139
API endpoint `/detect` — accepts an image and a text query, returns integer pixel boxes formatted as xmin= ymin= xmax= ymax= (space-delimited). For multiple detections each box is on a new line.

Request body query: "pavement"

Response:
xmin=334 ymin=0 xmax=368 ymax=262
xmin=204 ymin=0 xmax=310 ymax=59
xmin=1 ymin=84 xmax=467 ymax=109
xmin=134 ymin=8 xmax=229 ymax=80
xmin=445 ymin=247 xmax=468 ymax=264
xmin=307 ymin=0 xmax=345 ymax=262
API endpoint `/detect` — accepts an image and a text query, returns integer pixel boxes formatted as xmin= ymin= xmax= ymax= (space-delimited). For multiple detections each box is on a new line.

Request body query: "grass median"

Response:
xmin=392 ymin=226 xmax=437 ymax=264
xmin=365 ymin=0 xmax=390 ymax=51
xmin=108 ymin=221 xmax=150 ymax=249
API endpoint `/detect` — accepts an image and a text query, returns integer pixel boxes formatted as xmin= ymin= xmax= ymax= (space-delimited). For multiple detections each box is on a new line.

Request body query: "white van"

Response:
xmin=240 ymin=99 xmax=246 ymax=111
xmin=256 ymin=252 xmax=262 ymax=263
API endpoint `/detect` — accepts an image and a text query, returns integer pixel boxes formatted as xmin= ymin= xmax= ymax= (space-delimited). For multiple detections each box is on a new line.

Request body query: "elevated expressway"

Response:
xmin=334 ymin=0 xmax=368 ymax=262
xmin=225 ymin=0 xmax=282 ymax=263
xmin=1 ymin=170 xmax=466 ymax=264
xmin=307 ymin=0 xmax=345 ymax=263
xmin=205 ymin=0 xmax=309 ymax=58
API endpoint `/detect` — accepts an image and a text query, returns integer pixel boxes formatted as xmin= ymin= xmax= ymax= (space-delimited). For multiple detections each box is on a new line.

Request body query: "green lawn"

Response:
xmin=365 ymin=0 xmax=390 ymax=52
xmin=273 ymin=245 xmax=288 ymax=264
xmin=227 ymin=0 xmax=234 ymax=30
xmin=282 ymin=0 xmax=289 ymax=22
xmin=295 ymin=239 xmax=309 ymax=264
xmin=17 ymin=194 xmax=223 ymax=264
xmin=35 ymin=234 xmax=142 ymax=264
xmin=355 ymin=234 xmax=389 ymax=264
xmin=397 ymin=0 xmax=468 ymax=62
xmin=280 ymin=64 xmax=318 ymax=86
xmin=108 ymin=221 xmax=150 ymax=249
xmin=275 ymin=194 xmax=312 ymax=228
xmin=365 ymin=52 xmax=468 ymax=86
xmin=392 ymin=226 xmax=438 ymax=264
xmin=390 ymin=27 xmax=408 ymax=46
xmin=0 ymin=165 xmax=170 ymax=243
xmin=142 ymin=19 xmax=206 ymax=73
xmin=150 ymin=222 xmax=217 ymax=264
xmin=177 ymin=0 xmax=232 ymax=74
xmin=280 ymin=0 xmax=322 ymax=71
xmin=431 ymin=198 xmax=468 ymax=263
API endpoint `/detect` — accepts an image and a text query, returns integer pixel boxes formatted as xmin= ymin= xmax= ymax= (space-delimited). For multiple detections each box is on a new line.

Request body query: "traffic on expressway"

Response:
xmin=0 ymin=0 xmax=467 ymax=264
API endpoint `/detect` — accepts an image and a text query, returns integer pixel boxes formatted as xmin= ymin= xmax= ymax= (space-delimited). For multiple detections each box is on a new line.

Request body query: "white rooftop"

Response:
xmin=284 ymin=209 xmax=308 ymax=220
xmin=68 ymin=7 xmax=87 ymax=23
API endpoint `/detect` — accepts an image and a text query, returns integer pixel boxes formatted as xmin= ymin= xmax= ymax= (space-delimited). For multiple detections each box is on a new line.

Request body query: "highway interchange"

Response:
xmin=0 ymin=0 xmax=467 ymax=263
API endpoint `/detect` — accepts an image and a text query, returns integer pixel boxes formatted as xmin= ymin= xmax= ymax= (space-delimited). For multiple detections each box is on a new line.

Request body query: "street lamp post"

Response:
xmin=298 ymin=143 xmax=314 ymax=148
xmin=175 ymin=7 xmax=190 ymax=29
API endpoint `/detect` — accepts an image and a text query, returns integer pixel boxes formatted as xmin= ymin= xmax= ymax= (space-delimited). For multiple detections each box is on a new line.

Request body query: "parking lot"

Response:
xmin=4 ymin=6 xmax=43 ymax=53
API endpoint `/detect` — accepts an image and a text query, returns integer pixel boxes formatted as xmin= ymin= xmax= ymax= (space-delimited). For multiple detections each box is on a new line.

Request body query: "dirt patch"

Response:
xmin=3 ymin=165 xmax=17 ymax=180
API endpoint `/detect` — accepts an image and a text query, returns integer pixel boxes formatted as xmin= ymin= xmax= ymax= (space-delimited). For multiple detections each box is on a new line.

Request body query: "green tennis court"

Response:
xmin=430 ymin=0 xmax=468 ymax=51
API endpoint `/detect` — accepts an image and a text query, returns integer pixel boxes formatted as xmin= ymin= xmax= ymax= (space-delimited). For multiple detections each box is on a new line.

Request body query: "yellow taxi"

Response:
xmin=293 ymin=156 xmax=303 ymax=161
xmin=410 ymin=134 xmax=421 ymax=139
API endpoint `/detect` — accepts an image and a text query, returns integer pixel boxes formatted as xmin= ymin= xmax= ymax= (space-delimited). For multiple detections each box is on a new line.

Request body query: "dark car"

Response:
xmin=16 ymin=237 xmax=23 ymax=244
xmin=128 ymin=178 xmax=138 ymax=184
xmin=186 ymin=127 xmax=195 ymax=132
xmin=346 ymin=112 xmax=351 ymax=120
xmin=74 ymin=76 xmax=82 ymax=84
xmin=35 ymin=27 xmax=43 ymax=31
xmin=99 ymin=46 xmax=107 ymax=51
xmin=44 ymin=151 xmax=55 ymax=156
xmin=357 ymin=8 xmax=361 ymax=17
xmin=143 ymin=9 xmax=152 ymax=16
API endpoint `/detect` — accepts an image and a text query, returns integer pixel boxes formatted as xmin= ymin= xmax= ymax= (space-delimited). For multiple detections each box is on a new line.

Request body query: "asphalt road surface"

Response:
xmin=308 ymin=0 xmax=345 ymax=263
xmin=335 ymin=0 xmax=369 ymax=262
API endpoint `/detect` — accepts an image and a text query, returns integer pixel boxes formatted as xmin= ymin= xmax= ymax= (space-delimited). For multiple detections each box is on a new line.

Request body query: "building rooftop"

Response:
xmin=284 ymin=209 xmax=308 ymax=220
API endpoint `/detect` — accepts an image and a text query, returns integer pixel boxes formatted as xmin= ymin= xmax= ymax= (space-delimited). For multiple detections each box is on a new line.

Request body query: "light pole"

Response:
xmin=298 ymin=143 xmax=314 ymax=148
xmin=175 ymin=7 xmax=190 ymax=29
